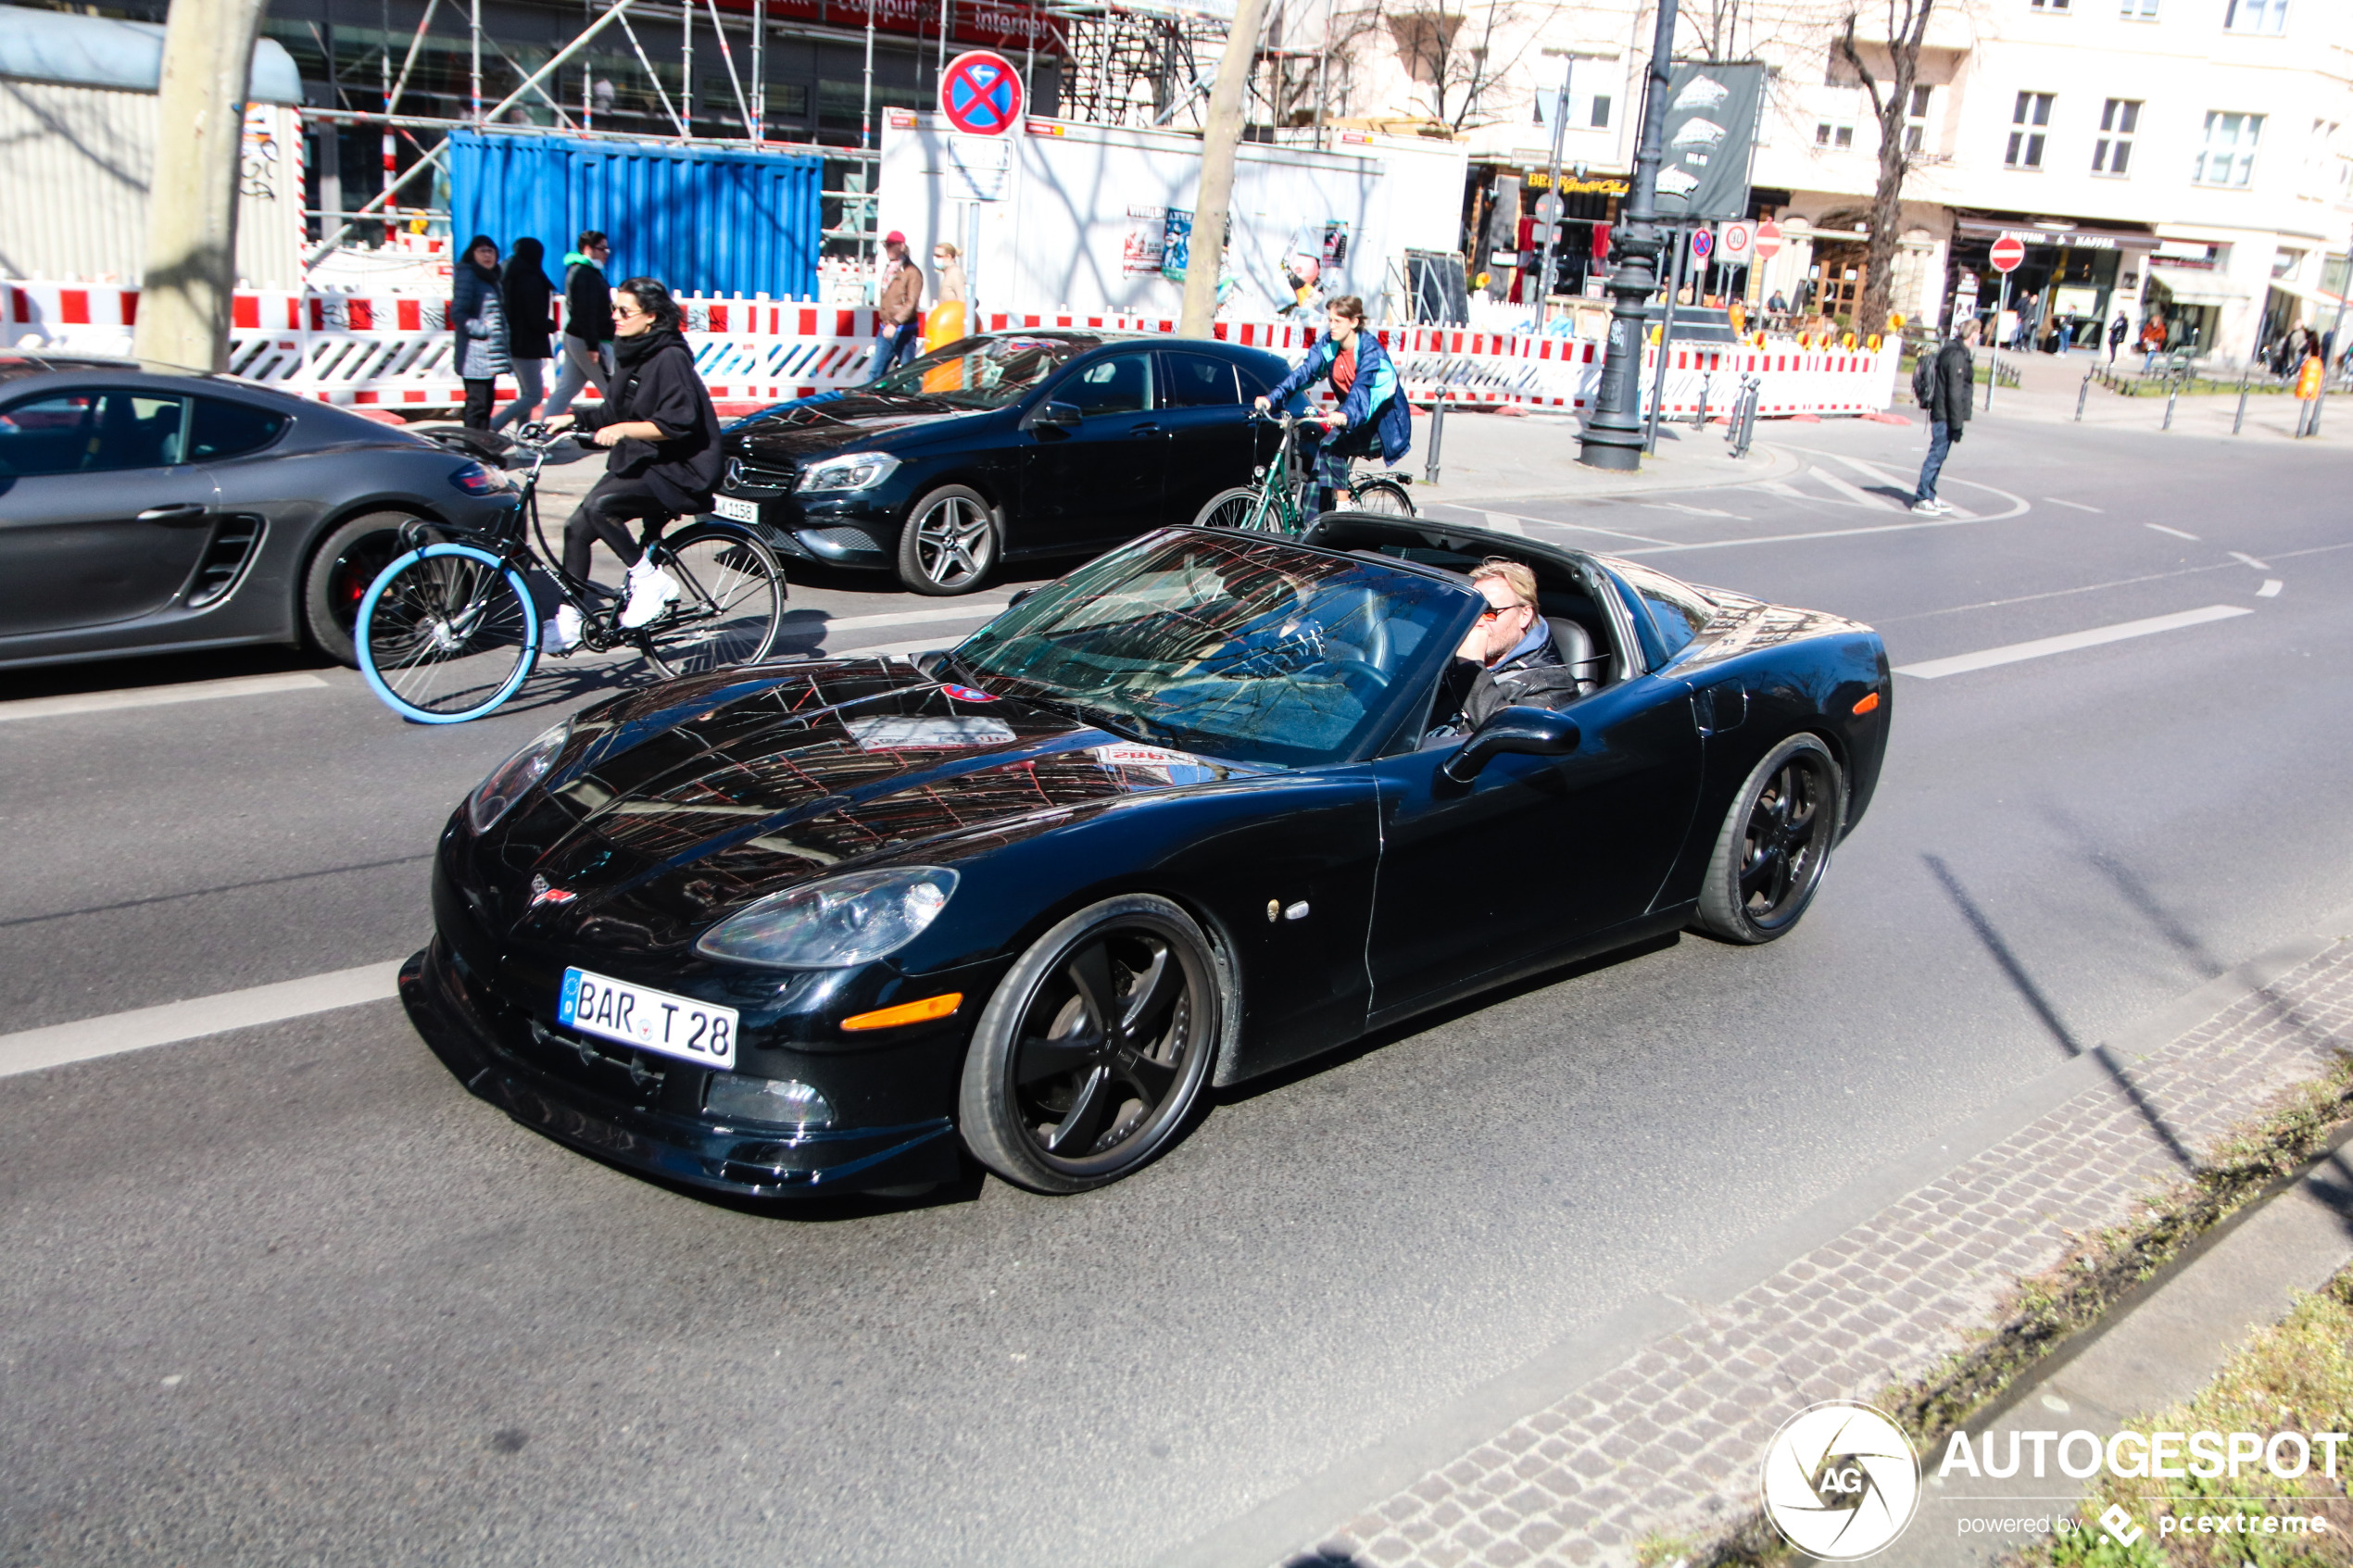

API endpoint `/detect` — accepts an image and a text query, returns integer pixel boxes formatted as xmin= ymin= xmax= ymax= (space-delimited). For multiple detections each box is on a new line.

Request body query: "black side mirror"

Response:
xmin=1026 ymin=401 xmax=1082 ymax=434
xmin=1441 ymin=706 xmax=1581 ymax=784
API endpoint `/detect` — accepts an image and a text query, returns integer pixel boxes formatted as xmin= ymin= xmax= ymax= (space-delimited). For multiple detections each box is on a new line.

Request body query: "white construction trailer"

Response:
xmin=877 ymin=108 xmax=1466 ymax=323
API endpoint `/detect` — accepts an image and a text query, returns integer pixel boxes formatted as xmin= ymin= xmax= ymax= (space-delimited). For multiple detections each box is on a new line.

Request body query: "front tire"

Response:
xmin=897 ymin=484 xmax=999 ymax=596
xmin=355 ymin=543 xmax=538 ymax=723
xmin=958 ymin=895 xmax=1226 ymax=1194
xmin=1693 ymin=734 xmax=1843 ymax=944
xmin=1192 ymin=486 xmax=1265 ymax=531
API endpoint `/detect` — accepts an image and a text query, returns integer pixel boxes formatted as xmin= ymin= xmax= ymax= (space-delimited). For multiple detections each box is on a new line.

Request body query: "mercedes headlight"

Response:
xmin=795 ymin=452 xmax=900 ymax=493
xmin=695 ymin=867 xmax=959 ymax=969
xmin=464 ymin=721 xmax=569 ymax=834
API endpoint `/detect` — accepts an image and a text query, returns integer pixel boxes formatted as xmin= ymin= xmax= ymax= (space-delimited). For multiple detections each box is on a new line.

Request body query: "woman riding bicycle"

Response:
xmin=1252 ymin=295 xmax=1411 ymax=512
xmin=545 ymin=276 xmax=723 ymax=649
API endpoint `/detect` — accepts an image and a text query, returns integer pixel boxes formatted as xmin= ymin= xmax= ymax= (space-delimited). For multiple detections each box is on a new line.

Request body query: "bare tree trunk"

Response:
xmin=135 ymin=0 xmax=269 ymax=370
xmin=1835 ymin=0 xmax=1933 ymax=335
xmin=1180 ymin=0 xmax=1273 ymax=337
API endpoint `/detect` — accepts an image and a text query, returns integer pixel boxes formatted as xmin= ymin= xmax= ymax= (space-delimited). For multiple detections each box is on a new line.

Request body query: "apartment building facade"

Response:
xmin=1327 ymin=0 xmax=2352 ymax=361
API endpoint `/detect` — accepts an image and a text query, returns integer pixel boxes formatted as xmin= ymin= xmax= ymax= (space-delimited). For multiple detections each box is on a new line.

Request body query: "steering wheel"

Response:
xmin=1329 ymin=657 xmax=1390 ymax=693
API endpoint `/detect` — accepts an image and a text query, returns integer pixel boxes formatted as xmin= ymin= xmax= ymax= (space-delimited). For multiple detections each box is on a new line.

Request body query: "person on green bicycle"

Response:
xmin=544 ymin=276 xmax=723 ymax=649
xmin=1252 ymin=295 xmax=1411 ymax=513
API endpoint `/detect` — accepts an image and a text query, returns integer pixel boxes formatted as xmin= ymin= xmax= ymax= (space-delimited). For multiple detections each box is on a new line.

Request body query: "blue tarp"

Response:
xmin=448 ymin=131 xmax=823 ymax=302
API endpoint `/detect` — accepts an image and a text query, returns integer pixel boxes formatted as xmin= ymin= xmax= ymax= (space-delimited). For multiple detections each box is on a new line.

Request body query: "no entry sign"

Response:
xmin=939 ymin=51 xmax=1024 ymax=136
xmin=1990 ymin=234 xmax=2027 ymax=273
xmin=1754 ymin=220 xmax=1782 ymax=260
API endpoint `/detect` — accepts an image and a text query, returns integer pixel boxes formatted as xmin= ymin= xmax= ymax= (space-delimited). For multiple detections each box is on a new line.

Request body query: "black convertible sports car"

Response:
xmin=402 ymin=516 xmax=1891 ymax=1197
xmin=0 ymin=354 xmax=517 ymax=670
xmin=708 ymin=331 xmax=1291 ymax=596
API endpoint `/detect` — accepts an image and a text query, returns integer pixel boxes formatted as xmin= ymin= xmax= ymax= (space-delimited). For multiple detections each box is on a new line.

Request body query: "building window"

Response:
xmin=2093 ymin=98 xmax=2140 ymax=173
xmin=1905 ymin=84 xmax=1931 ymax=152
xmin=1816 ymin=121 xmax=1855 ymax=148
xmin=2194 ymin=111 xmax=2263 ymax=185
xmin=2031 ymin=0 xmax=2070 ymax=8
xmin=1590 ymin=94 xmax=1611 ymax=128
xmin=2007 ymin=92 xmax=2054 ymax=168
xmin=2121 ymin=0 xmax=2158 ymax=15
xmin=2224 ymin=0 xmax=2286 ymax=31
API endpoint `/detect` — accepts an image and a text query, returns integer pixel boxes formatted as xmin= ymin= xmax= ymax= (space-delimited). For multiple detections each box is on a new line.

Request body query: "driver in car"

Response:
xmin=1428 ymin=558 xmax=1581 ymax=738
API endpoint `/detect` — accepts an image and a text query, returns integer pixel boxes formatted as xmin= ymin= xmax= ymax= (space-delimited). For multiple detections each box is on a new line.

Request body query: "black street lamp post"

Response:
xmin=1579 ymin=0 xmax=1680 ymax=471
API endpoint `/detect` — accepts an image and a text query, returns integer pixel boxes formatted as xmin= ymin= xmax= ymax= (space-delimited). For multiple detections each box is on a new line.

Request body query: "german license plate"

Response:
xmin=559 ymin=966 xmax=737 ymax=1070
xmin=712 ymin=495 xmax=760 ymax=524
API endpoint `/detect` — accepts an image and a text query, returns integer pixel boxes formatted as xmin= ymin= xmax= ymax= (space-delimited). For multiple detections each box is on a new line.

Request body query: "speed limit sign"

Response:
xmin=1719 ymin=220 xmax=1757 ymax=264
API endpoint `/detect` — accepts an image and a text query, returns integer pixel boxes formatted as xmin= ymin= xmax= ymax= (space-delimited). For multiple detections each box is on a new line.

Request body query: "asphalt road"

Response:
xmin=5 ymin=412 xmax=2349 ymax=1566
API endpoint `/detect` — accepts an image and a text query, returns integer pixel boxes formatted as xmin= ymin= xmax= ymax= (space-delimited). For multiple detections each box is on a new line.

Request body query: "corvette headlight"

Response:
xmin=695 ymin=867 xmax=959 ymax=969
xmin=464 ymin=721 xmax=569 ymax=834
xmin=795 ymin=452 xmax=900 ymax=493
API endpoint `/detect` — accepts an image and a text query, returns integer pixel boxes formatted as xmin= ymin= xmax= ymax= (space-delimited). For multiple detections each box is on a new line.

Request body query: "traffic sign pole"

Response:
xmin=1985 ymin=234 xmax=2024 ymax=412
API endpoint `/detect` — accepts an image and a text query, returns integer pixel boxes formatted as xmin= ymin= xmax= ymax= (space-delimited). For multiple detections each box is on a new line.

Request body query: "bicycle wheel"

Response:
xmin=638 ymin=523 xmax=788 ymax=678
xmin=1346 ymin=478 xmax=1417 ymax=518
xmin=1192 ymin=486 xmax=1277 ymax=532
xmin=355 ymin=543 xmax=539 ymax=723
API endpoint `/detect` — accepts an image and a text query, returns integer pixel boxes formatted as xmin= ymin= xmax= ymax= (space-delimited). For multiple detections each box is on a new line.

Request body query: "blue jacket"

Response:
xmin=1266 ymin=327 xmax=1412 ymax=462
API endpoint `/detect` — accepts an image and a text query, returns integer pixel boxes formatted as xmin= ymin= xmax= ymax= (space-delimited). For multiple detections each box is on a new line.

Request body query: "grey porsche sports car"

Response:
xmin=0 ymin=353 xmax=517 ymax=670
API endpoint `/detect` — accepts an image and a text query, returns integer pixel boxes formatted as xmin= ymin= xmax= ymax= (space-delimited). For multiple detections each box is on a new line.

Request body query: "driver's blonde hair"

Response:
xmin=1470 ymin=558 xmax=1539 ymax=611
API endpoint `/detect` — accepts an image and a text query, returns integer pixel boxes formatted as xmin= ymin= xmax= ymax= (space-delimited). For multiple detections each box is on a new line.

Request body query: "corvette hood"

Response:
xmin=491 ymin=661 xmax=1257 ymax=954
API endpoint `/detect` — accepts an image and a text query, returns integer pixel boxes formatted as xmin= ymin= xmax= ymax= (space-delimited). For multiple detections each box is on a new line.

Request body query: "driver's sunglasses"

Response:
xmin=1475 ymin=600 xmax=1529 ymax=621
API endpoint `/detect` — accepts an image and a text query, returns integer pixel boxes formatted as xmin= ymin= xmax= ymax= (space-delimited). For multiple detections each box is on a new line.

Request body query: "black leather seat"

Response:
xmin=1546 ymin=617 xmax=1609 ymax=695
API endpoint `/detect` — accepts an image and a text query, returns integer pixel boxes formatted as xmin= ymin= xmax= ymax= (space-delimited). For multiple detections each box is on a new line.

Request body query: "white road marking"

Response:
xmin=815 ymin=602 xmax=1009 ymax=633
xmin=1745 ymin=479 xmax=1813 ymax=500
xmin=2045 ymin=497 xmax=2105 ymax=513
xmin=0 ymin=671 xmax=331 ymax=722
xmin=1803 ymin=466 xmax=1903 ymax=512
xmin=1640 ymin=501 xmax=1746 ymax=520
xmin=1442 ymin=505 xmax=1671 ymax=546
xmin=822 ymin=636 xmax=945 ymax=659
xmin=2258 ymin=579 xmax=2284 ymax=597
xmin=1780 ymin=443 xmax=2033 ymax=523
xmin=0 ymin=960 xmax=404 ymax=1079
xmin=1894 ymin=605 xmax=2254 ymax=680
xmin=2230 ymin=551 xmax=2271 ymax=571
xmin=2146 ymin=523 xmax=2200 ymax=541
xmin=1814 ymin=453 xmax=1980 ymax=520
xmin=1481 ymin=510 xmax=1528 ymax=536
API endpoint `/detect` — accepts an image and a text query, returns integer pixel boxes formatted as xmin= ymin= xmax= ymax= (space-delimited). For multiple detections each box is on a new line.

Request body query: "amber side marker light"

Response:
xmin=1853 ymin=691 xmax=1881 ymax=716
xmin=841 ymin=992 xmax=964 ymax=1032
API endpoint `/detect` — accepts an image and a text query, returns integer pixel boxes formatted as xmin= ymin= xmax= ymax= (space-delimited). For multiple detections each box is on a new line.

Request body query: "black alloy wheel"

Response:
xmin=958 ymin=894 xmax=1227 ymax=1193
xmin=304 ymin=510 xmax=424 ymax=667
xmin=897 ymin=483 xmax=1000 ymax=596
xmin=1694 ymin=734 xmax=1843 ymax=944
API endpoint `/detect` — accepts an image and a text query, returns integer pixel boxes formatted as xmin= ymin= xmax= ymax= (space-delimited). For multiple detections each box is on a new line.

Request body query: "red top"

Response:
xmin=1331 ymin=344 xmax=1357 ymax=398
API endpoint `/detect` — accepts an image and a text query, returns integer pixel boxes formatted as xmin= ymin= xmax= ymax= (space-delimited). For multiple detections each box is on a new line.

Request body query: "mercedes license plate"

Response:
xmin=559 ymin=966 xmax=737 ymax=1070
xmin=712 ymin=495 xmax=761 ymax=524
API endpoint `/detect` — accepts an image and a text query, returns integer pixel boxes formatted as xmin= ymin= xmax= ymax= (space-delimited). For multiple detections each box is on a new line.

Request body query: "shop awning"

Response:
xmin=2146 ymin=271 xmax=2252 ymax=307
xmin=1951 ymin=216 xmax=2159 ymax=251
xmin=2264 ymin=277 xmax=2348 ymax=311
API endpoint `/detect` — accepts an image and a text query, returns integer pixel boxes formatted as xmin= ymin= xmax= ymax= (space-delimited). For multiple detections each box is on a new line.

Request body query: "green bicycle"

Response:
xmin=1189 ymin=409 xmax=1416 ymax=533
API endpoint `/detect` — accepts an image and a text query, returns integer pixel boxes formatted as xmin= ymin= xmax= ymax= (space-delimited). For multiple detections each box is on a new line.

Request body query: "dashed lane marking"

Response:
xmin=2146 ymin=523 xmax=2200 ymax=541
xmin=0 ymin=961 xmax=404 ymax=1079
xmin=2231 ymin=551 xmax=2271 ymax=571
xmin=0 ymin=671 xmax=332 ymax=722
xmin=2045 ymin=497 xmax=2106 ymax=513
xmin=1894 ymin=604 xmax=2254 ymax=680
xmin=2259 ymin=579 xmax=2284 ymax=597
xmin=814 ymin=601 xmax=1010 ymax=633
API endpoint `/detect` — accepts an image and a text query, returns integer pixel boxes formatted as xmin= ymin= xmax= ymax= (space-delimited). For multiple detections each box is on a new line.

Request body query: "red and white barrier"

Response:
xmin=6 ymin=282 xmax=1901 ymax=420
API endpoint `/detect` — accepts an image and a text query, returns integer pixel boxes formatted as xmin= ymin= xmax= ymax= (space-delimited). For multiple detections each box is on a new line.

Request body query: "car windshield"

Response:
xmin=871 ymin=335 xmax=1088 ymax=408
xmin=950 ymin=531 xmax=1473 ymax=769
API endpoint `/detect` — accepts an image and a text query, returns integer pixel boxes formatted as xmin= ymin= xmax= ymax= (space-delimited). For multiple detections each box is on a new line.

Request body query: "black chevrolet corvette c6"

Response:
xmin=402 ymin=516 xmax=1892 ymax=1198
xmin=707 ymin=331 xmax=1290 ymax=596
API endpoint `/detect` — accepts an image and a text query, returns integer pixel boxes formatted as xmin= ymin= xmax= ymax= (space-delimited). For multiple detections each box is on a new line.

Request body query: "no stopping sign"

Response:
xmin=939 ymin=51 xmax=1024 ymax=136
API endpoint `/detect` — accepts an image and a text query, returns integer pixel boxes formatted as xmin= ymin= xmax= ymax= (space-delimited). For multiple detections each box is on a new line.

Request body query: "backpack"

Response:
xmin=1911 ymin=349 xmax=1938 ymax=409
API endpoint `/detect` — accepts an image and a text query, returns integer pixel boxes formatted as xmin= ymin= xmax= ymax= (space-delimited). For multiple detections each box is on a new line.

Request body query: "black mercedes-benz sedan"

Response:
xmin=709 ymin=331 xmax=1292 ymax=596
xmin=403 ymin=516 xmax=1892 ymax=1199
xmin=0 ymin=354 xmax=516 ymax=671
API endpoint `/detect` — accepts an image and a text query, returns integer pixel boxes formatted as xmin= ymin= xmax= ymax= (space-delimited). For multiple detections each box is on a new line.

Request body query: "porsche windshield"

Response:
xmin=950 ymin=532 xmax=1472 ymax=768
xmin=871 ymin=335 xmax=1089 ymax=408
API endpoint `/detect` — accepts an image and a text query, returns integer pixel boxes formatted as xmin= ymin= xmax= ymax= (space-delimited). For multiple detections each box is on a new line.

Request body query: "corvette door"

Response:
xmin=0 ymin=388 xmax=219 ymax=638
xmin=1018 ymin=350 xmax=1164 ymax=551
xmin=1365 ymin=675 xmax=1702 ymax=1022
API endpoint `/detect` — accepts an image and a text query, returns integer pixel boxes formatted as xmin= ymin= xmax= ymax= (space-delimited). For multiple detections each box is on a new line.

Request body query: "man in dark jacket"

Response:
xmin=1427 ymin=558 xmax=1582 ymax=738
xmin=1254 ymin=295 xmax=1412 ymax=512
xmin=547 ymin=276 xmax=723 ymax=648
xmin=1913 ymin=317 xmax=1979 ymax=516
xmin=544 ymin=230 xmax=614 ymax=420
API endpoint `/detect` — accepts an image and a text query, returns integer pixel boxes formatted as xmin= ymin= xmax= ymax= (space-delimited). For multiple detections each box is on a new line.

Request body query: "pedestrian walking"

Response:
xmin=544 ymin=231 xmax=615 ymax=420
xmin=2139 ymin=314 xmax=2167 ymax=374
xmin=922 ymin=239 xmax=970 ymax=356
xmin=868 ymin=232 xmax=924 ymax=381
xmin=451 ymin=234 xmax=510 ymax=432
xmin=1911 ymin=318 xmax=1977 ymax=516
xmin=493 ymin=236 xmax=555 ymax=432
xmin=2108 ymin=311 xmax=2128 ymax=363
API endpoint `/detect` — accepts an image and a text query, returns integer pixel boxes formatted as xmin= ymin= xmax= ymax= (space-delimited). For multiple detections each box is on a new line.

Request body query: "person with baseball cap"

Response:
xmin=867 ymin=231 xmax=925 ymax=381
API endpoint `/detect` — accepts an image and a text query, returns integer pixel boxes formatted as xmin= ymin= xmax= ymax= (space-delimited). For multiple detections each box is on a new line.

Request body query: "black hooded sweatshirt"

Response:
xmin=576 ymin=325 xmax=723 ymax=513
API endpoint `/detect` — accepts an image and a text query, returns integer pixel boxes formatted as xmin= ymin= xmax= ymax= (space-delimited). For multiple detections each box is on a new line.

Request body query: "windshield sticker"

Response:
xmin=845 ymin=716 xmax=1017 ymax=750
xmin=940 ymin=684 xmax=998 ymax=703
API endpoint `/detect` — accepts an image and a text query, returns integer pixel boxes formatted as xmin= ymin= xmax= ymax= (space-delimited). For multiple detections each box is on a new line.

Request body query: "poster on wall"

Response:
xmin=1655 ymin=62 xmax=1766 ymax=223
xmin=1122 ymin=207 xmax=1167 ymax=275
xmin=1321 ymin=220 xmax=1349 ymax=270
xmin=1162 ymin=209 xmax=1194 ymax=282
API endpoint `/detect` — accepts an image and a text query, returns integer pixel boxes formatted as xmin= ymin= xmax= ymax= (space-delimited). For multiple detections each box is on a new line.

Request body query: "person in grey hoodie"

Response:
xmin=452 ymin=234 xmax=510 ymax=431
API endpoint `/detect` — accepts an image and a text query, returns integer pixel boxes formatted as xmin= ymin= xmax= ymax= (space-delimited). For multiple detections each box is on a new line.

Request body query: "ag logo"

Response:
xmin=1759 ymin=1401 xmax=1920 ymax=1560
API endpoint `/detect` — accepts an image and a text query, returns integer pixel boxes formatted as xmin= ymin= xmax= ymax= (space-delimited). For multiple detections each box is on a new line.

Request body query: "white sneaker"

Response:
xmin=1910 ymin=498 xmax=1941 ymax=516
xmin=619 ymin=559 xmax=680 ymax=630
xmin=545 ymin=604 xmax=584 ymax=653
xmin=1932 ymin=498 xmax=1957 ymax=514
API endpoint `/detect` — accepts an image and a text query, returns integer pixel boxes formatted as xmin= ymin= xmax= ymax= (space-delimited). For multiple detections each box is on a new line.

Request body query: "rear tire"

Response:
xmin=1191 ymin=486 xmax=1265 ymax=531
xmin=637 ymin=523 xmax=786 ymax=678
xmin=1346 ymin=478 xmax=1416 ymax=517
xmin=1693 ymin=734 xmax=1843 ymax=944
xmin=303 ymin=510 xmax=423 ymax=667
xmin=897 ymin=484 xmax=999 ymax=596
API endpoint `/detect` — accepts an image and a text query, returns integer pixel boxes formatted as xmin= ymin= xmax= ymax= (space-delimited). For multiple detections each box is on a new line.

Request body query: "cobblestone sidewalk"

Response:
xmin=1278 ymin=939 xmax=2353 ymax=1568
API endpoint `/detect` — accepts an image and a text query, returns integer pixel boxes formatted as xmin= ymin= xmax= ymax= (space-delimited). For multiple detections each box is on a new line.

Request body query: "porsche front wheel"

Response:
xmin=1693 ymin=734 xmax=1843 ymax=944
xmin=958 ymin=895 xmax=1226 ymax=1194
